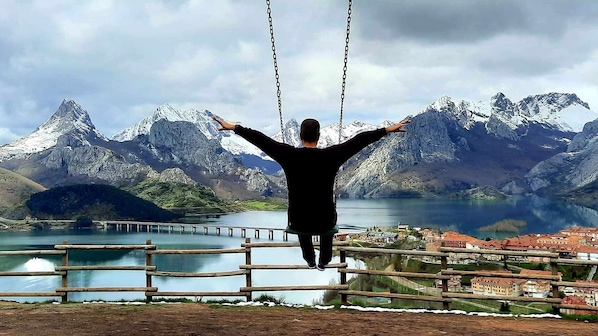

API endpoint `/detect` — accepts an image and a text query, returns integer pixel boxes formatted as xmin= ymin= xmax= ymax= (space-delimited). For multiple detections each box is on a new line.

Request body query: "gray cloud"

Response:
xmin=0 ymin=0 xmax=598 ymax=145
xmin=355 ymin=0 xmax=598 ymax=43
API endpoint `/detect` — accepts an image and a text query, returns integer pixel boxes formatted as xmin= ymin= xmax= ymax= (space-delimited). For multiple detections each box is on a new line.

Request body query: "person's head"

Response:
xmin=300 ymin=118 xmax=320 ymax=144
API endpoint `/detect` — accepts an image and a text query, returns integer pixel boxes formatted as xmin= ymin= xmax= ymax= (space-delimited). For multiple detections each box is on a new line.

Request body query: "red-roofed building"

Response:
xmin=519 ymin=269 xmax=561 ymax=298
xmin=561 ymin=226 xmax=598 ymax=246
xmin=561 ymin=296 xmax=598 ymax=316
xmin=576 ymin=245 xmax=598 ymax=261
xmin=471 ymin=274 xmax=527 ymax=297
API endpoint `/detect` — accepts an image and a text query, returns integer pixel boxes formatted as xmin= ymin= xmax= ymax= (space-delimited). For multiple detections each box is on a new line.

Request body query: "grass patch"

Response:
xmin=562 ymin=313 xmax=598 ymax=322
xmin=241 ymin=198 xmax=287 ymax=211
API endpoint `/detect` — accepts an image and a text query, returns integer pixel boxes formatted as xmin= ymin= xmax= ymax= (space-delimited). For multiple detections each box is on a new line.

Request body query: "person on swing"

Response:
xmin=213 ymin=116 xmax=410 ymax=270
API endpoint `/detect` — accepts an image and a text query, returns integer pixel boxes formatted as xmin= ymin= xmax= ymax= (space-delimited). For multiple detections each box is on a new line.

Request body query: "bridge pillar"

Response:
xmin=216 ymin=227 xmax=221 ymax=236
xmin=241 ymin=228 xmax=246 ymax=238
xmin=158 ymin=225 xmax=161 ymax=233
xmin=228 ymin=228 xmax=233 ymax=236
xmin=255 ymin=230 xmax=260 ymax=239
xmin=169 ymin=225 xmax=173 ymax=233
xmin=268 ymin=230 xmax=273 ymax=240
xmin=147 ymin=225 xmax=150 ymax=233
xmin=127 ymin=224 xmax=130 ymax=232
xmin=203 ymin=226 xmax=208 ymax=235
xmin=180 ymin=225 xmax=184 ymax=234
xmin=283 ymin=232 xmax=288 ymax=241
xmin=192 ymin=226 xmax=196 ymax=234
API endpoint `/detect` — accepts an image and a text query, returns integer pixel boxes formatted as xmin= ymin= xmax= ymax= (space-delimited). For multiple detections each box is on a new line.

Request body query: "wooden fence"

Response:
xmin=1 ymin=240 xmax=598 ymax=314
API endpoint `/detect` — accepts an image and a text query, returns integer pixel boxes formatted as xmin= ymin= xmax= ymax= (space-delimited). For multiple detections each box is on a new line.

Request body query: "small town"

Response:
xmin=346 ymin=224 xmax=598 ymax=315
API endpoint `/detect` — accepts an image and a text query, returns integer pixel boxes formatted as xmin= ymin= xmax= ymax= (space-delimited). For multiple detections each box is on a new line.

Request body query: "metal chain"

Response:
xmin=338 ymin=0 xmax=352 ymax=145
xmin=335 ymin=0 xmax=353 ymax=203
xmin=266 ymin=0 xmax=286 ymax=143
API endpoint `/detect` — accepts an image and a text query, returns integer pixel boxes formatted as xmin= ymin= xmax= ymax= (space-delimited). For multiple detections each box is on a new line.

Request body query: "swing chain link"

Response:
xmin=335 ymin=0 xmax=352 ymax=204
xmin=266 ymin=0 xmax=286 ymax=144
xmin=338 ymin=0 xmax=352 ymax=145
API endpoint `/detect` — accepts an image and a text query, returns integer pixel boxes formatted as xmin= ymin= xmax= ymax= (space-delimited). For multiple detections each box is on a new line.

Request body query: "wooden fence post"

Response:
xmin=340 ymin=247 xmax=348 ymax=305
xmin=146 ymin=239 xmax=153 ymax=303
xmin=440 ymin=242 xmax=449 ymax=310
xmin=61 ymin=240 xmax=68 ymax=303
xmin=245 ymin=238 xmax=252 ymax=302
xmin=549 ymin=247 xmax=560 ymax=314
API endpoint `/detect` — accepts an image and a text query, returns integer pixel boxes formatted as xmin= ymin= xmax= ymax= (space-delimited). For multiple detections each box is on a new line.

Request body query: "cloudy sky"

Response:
xmin=1 ymin=0 xmax=598 ymax=145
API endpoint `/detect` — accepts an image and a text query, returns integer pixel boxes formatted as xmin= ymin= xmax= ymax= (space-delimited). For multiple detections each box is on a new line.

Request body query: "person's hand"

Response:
xmin=385 ymin=119 xmax=411 ymax=133
xmin=212 ymin=116 xmax=236 ymax=131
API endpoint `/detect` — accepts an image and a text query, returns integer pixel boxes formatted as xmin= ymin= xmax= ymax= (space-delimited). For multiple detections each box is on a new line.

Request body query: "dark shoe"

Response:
xmin=307 ymin=262 xmax=316 ymax=269
xmin=316 ymin=263 xmax=326 ymax=271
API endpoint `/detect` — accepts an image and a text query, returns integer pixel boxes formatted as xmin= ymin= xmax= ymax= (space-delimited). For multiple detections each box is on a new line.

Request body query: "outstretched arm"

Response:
xmin=334 ymin=119 xmax=411 ymax=163
xmin=212 ymin=116 xmax=289 ymax=161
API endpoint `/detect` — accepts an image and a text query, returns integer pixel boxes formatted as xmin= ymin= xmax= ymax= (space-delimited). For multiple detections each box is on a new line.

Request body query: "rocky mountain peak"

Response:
xmin=518 ymin=93 xmax=590 ymax=115
xmin=0 ymin=99 xmax=106 ymax=161
xmin=490 ymin=93 xmax=517 ymax=117
xmin=41 ymin=98 xmax=97 ymax=134
xmin=112 ymin=104 xmax=217 ymax=142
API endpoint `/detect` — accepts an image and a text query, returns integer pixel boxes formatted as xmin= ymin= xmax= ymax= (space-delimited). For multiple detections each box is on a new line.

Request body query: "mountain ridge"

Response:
xmin=0 ymin=92 xmax=597 ymax=207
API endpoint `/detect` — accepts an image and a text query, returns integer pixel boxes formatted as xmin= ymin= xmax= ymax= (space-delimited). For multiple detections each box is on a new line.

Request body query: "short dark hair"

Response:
xmin=300 ymin=118 xmax=320 ymax=143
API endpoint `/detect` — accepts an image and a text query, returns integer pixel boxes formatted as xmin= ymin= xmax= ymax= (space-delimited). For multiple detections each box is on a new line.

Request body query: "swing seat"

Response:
xmin=284 ymin=225 xmax=339 ymax=236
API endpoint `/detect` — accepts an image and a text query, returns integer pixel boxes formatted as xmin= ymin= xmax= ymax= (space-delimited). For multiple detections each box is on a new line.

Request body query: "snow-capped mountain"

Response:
xmin=112 ymin=104 xmax=268 ymax=161
xmin=339 ymin=92 xmax=598 ymax=198
xmin=0 ymin=99 xmax=107 ymax=161
xmin=2 ymin=92 xmax=598 ymax=204
xmin=421 ymin=93 xmax=596 ymax=135
xmin=0 ymin=100 xmax=280 ymax=198
xmin=112 ymin=104 xmax=220 ymax=141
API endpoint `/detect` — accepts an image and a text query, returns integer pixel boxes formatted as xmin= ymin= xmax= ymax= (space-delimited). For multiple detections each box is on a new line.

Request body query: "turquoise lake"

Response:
xmin=1 ymin=197 xmax=597 ymax=304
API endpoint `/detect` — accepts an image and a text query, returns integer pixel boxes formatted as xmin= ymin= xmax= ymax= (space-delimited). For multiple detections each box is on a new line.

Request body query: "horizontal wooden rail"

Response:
xmin=0 ymin=250 xmax=65 ymax=256
xmin=554 ymin=258 xmax=598 ymax=266
xmin=442 ymin=269 xmax=561 ymax=281
xmin=56 ymin=266 xmax=156 ymax=271
xmin=56 ymin=287 xmax=158 ymax=293
xmin=0 ymin=271 xmax=65 ymax=277
xmin=241 ymin=284 xmax=349 ymax=292
xmin=54 ymin=244 xmax=156 ymax=250
xmin=0 ymin=292 xmax=65 ymax=297
xmin=148 ymin=248 xmax=246 ymax=255
xmin=148 ymin=270 xmax=247 ymax=277
xmin=242 ymin=242 xmax=300 ymax=248
xmin=242 ymin=241 xmax=349 ymax=248
xmin=341 ymin=268 xmax=449 ymax=280
xmin=340 ymin=290 xmax=452 ymax=303
xmin=339 ymin=246 xmax=446 ymax=257
xmin=440 ymin=247 xmax=558 ymax=258
xmin=442 ymin=292 xmax=561 ymax=303
xmin=555 ymin=281 xmax=598 ymax=289
xmin=240 ymin=262 xmax=347 ymax=270
xmin=555 ymin=304 xmax=598 ymax=312
xmin=147 ymin=291 xmax=247 ymax=297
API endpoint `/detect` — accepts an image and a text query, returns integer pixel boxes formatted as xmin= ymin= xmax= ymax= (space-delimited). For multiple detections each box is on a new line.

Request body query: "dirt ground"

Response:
xmin=0 ymin=302 xmax=596 ymax=336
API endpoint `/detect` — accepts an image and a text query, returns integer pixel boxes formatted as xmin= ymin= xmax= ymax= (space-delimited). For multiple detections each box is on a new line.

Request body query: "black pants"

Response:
xmin=298 ymin=234 xmax=334 ymax=265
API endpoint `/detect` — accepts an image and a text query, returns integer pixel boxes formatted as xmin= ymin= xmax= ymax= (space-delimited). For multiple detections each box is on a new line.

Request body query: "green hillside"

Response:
xmin=124 ymin=179 xmax=225 ymax=210
xmin=26 ymin=184 xmax=180 ymax=221
xmin=0 ymin=166 xmax=46 ymax=214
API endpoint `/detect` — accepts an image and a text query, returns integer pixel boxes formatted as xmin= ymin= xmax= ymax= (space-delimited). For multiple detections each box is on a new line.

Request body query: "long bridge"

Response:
xmin=97 ymin=220 xmax=318 ymax=241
